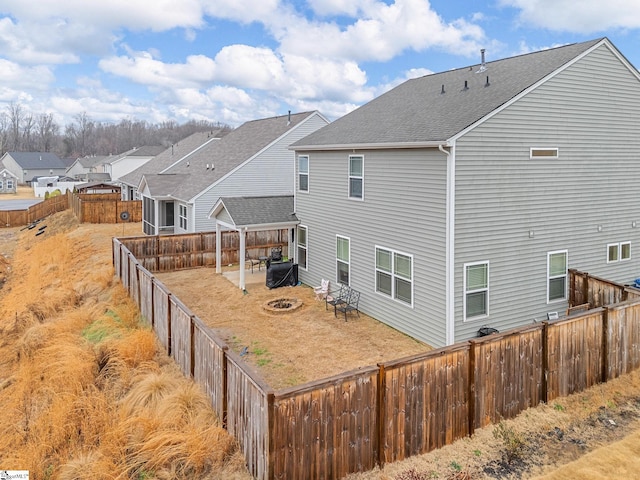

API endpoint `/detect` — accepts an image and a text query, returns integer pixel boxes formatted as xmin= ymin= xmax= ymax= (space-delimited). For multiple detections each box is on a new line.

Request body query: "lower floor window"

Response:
xmin=179 ymin=204 xmax=187 ymax=230
xmin=336 ymin=235 xmax=350 ymax=285
xmin=375 ymin=247 xmax=413 ymax=305
xmin=297 ymin=225 xmax=307 ymax=270
xmin=464 ymin=262 xmax=489 ymax=320
xmin=548 ymin=250 xmax=568 ymax=302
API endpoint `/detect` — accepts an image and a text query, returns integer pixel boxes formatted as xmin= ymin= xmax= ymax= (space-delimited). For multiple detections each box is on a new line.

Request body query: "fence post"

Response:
xmin=468 ymin=340 xmax=476 ymax=436
xmin=267 ymin=391 xmax=275 ymax=480
xmin=583 ymin=272 xmax=590 ymax=307
xmin=602 ymin=307 xmax=609 ymax=383
xmin=167 ymin=293 xmax=172 ymax=356
xmin=542 ymin=321 xmax=549 ymax=403
xmin=190 ymin=316 xmax=195 ymax=378
xmin=376 ymin=362 xmax=386 ymax=469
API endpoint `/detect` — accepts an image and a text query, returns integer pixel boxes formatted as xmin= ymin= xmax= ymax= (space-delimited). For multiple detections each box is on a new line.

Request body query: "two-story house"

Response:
xmin=138 ymin=111 xmax=329 ymax=235
xmin=291 ymin=37 xmax=640 ymax=348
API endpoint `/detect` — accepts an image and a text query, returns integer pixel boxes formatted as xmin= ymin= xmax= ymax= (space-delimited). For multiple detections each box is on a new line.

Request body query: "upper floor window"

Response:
xmin=464 ymin=262 xmax=489 ymax=320
xmin=297 ymin=225 xmax=307 ymax=270
xmin=548 ymin=250 xmax=568 ymax=303
xmin=298 ymin=155 xmax=309 ymax=192
xmin=375 ymin=246 xmax=413 ymax=306
xmin=608 ymin=242 xmax=631 ymax=263
xmin=530 ymin=147 xmax=559 ymax=159
xmin=336 ymin=235 xmax=350 ymax=285
xmin=349 ymin=155 xmax=363 ymax=199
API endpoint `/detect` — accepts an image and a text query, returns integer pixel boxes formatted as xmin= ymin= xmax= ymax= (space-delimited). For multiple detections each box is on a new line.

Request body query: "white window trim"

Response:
xmin=336 ymin=235 xmax=350 ymax=286
xmin=547 ymin=249 xmax=568 ymax=304
xmin=348 ymin=154 xmax=364 ymax=201
xmin=607 ymin=241 xmax=631 ymax=263
xmin=530 ymin=147 xmax=559 ymax=159
xmin=463 ymin=261 xmax=489 ymax=322
xmin=374 ymin=245 xmax=414 ymax=308
xmin=297 ymin=225 xmax=308 ymax=271
xmin=179 ymin=204 xmax=187 ymax=230
xmin=298 ymin=155 xmax=309 ymax=193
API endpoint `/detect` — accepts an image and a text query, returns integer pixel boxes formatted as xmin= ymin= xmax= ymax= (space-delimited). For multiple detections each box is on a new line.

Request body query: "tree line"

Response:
xmin=0 ymin=103 xmax=232 ymax=159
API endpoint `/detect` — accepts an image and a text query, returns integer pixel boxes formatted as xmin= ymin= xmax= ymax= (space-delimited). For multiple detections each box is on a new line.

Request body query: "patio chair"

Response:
xmin=313 ymin=279 xmax=330 ymax=300
xmin=245 ymin=250 xmax=262 ymax=273
xmin=336 ymin=289 xmax=360 ymax=321
xmin=326 ymin=284 xmax=349 ymax=315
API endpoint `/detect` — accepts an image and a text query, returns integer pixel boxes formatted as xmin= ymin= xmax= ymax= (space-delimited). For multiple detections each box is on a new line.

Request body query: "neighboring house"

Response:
xmin=102 ymin=145 xmax=165 ymax=183
xmin=290 ymin=37 xmax=640 ymax=348
xmin=139 ymin=111 xmax=329 ymax=235
xmin=66 ymin=155 xmax=112 ymax=181
xmin=0 ymin=152 xmax=67 ymax=184
xmin=119 ymin=131 xmax=223 ymax=201
xmin=0 ymin=168 xmax=17 ymax=194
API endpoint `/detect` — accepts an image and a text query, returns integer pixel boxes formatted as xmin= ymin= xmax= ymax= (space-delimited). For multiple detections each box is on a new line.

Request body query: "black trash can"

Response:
xmin=266 ymin=262 xmax=298 ymax=289
xmin=477 ymin=326 xmax=499 ymax=337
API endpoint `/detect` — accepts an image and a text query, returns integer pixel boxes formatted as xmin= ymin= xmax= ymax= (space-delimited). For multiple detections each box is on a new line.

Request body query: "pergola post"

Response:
xmin=239 ymin=229 xmax=246 ymax=290
xmin=215 ymin=221 xmax=222 ymax=273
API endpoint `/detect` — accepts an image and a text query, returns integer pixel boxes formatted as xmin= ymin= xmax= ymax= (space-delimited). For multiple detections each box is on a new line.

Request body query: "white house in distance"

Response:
xmin=291 ymin=37 xmax=640 ymax=348
xmin=0 ymin=152 xmax=67 ymax=184
xmin=66 ymin=155 xmax=112 ymax=182
xmin=102 ymin=145 xmax=165 ymax=183
xmin=138 ymin=111 xmax=329 ymax=235
xmin=119 ymin=131 xmax=225 ymax=201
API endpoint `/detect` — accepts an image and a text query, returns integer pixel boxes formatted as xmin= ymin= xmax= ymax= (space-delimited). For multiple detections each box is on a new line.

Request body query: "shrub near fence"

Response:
xmin=113 ymin=236 xmax=640 ymax=480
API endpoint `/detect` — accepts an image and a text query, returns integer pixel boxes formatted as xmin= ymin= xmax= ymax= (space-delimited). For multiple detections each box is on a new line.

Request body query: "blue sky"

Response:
xmin=0 ymin=0 xmax=639 ymax=127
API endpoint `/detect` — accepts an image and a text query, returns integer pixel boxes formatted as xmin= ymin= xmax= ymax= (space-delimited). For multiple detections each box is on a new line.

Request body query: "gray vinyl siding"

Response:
xmin=295 ymin=148 xmax=448 ymax=347
xmin=453 ymin=44 xmax=640 ymax=341
xmin=192 ymin=114 xmax=328 ymax=232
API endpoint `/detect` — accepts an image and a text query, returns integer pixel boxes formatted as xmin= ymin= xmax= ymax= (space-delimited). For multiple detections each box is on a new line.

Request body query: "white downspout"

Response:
xmin=440 ymin=143 xmax=456 ymax=345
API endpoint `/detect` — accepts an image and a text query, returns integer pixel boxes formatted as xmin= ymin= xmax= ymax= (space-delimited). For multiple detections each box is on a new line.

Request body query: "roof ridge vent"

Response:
xmin=476 ymin=48 xmax=487 ymax=73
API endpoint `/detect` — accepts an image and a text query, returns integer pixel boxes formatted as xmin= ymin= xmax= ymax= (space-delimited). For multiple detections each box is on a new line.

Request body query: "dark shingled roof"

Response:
xmin=162 ymin=112 xmax=317 ymax=200
xmin=5 ymin=152 xmax=67 ymax=169
xmin=217 ymin=195 xmax=298 ymax=227
xmin=292 ymin=38 xmax=603 ymax=148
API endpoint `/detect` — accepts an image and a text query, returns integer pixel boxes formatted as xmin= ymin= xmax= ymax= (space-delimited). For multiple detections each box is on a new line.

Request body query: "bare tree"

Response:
xmin=21 ymin=113 xmax=35 ymax=151
xmin=7 ymin=102 xmax=23 ymax=151
xmin=36 ymin=113 xmax=59 ymax=152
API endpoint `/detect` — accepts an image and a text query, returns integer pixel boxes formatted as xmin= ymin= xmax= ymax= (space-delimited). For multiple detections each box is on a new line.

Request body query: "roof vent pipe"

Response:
xmin=477 ymin=49 xmax=487 ymax=73
xmin=287 ymin=110 xmax=291 ymax=126
xmin=463 ymin=80 xmax=468 ymax=90
xmin=441 ymin=84 xmax=445 ymax=94
xmin=485 ymin=75 xmax=490 ymax=87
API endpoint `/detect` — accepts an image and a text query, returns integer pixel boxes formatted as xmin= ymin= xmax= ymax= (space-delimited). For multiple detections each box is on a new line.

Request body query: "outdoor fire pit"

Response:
xmin=262 ymin=297 xmax=303 ymax=314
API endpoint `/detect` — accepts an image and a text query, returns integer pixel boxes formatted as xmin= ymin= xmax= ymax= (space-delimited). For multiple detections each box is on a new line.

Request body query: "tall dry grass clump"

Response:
xmin=0 ymin=211 xmax=250 ymax=480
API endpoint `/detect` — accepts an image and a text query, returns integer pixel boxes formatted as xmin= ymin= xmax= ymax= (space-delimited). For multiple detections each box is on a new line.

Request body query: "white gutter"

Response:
xmin=290 ymin=140 xmax=448 ymax=151
xmin=440 ymin=143 xmax=456 ymax=346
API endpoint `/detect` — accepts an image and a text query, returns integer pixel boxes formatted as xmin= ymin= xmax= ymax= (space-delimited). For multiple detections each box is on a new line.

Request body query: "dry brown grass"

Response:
xmin=0 ymin=212 xmax=250 ymax=479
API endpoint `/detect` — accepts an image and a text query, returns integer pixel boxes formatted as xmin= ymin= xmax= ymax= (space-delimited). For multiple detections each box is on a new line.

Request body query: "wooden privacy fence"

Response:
xmin=113 ymin=237 xmax=640 ymax=480
xmin=69 ymin=191 xmax=142 ymax=223
xmin=0 ymin=194 xmax=69 ymax=228
xmin=118 ymin=229 xmax=289 ymax=271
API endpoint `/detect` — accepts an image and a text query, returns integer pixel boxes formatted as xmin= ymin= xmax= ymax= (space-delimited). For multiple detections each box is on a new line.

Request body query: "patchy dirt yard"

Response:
xmin=155 ymin=267 xmax=432 ymax=389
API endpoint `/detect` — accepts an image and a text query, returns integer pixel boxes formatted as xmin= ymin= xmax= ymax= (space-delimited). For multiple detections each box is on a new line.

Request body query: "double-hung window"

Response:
xmin=6 ymin=179 xmax=12 ymax=190
xmin=297 ymin=225 xmax=307 ymax=270
xmin=179 ymin=204 xmax=187 ymax=230
xmin=348 ymin=155 xmax=363 ymax=199
xmin=375 ymin=247 xmax=413 ymax=305
xmin=336 ymin=236 xmax=350 ymax=285
xmin=547 ymin=250 xmax=568 ymax=302
xmin=607 ymin=242 xmax=631 ymax=263
xmin=298 ymin=155 xmax=309 ymax=192
xmin=464 ymin=262 xmax=489 ymax=320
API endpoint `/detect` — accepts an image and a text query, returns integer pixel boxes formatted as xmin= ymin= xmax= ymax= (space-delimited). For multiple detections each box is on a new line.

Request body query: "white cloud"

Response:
xmin=500 ymin=0 xmax=640 ymax=32
xmin=278 ymin=0 xmax=487 ymax=62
